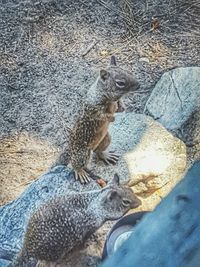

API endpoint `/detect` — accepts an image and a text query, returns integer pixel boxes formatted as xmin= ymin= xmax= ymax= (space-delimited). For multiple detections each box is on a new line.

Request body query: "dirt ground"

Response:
xmin=0 ymin=0 xmax=200 ymax=205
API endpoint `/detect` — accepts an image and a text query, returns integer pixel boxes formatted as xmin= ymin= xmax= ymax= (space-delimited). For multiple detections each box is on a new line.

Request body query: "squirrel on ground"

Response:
xmin=9 ymin=174 xmax=141 ymax=267
xmin=58 ymin=56 xmax=140 ymax=183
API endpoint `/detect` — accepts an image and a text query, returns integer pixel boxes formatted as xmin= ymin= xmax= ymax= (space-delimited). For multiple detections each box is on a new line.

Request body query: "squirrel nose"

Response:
xmin=130 ymin=80 xmax=140 ymax=91
xmin=131 ymin=197 xmax=142 ymax=208
xmin=134 ymin=80 xmax=140 ymax=90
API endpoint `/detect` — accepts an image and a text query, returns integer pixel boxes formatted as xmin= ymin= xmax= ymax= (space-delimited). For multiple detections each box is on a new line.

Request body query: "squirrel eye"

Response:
xmin=115 ymin=79 xmax=126 ymax=88
xmin=122 ymin=199 xmax=131 ymax=206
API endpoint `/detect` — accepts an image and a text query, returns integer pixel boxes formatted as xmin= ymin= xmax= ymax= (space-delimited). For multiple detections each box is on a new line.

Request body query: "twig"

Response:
xmin=169 ymin=72 xmax=183 ymax=109
xmin=13 ymin=179 xmax=35 ymax=189
xmin=81 ymin=40 xmax=98 ymax=57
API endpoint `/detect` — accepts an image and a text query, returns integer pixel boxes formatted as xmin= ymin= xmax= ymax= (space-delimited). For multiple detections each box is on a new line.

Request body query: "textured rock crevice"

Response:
xmin=145 ymin=67 xmax=200 ymax=165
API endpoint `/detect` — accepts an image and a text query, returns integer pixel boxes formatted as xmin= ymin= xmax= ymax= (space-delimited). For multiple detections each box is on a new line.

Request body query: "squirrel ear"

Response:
xmin=100 ymin=69 xmax=110 ymax=81
xmin=108 ymin=173 xmax=120 ymax=185
xmin=110 ymin=55 xmax=117 ymax=66
xmin=107 ymin=190 xmax=118 ymax=201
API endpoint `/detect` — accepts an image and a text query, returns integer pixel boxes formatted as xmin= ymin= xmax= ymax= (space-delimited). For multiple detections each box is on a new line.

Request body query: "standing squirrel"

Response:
xmin=68 ymin=56 xmax=140 ymax=183
xmin=9 ymin=174 xmax=141 ymax=267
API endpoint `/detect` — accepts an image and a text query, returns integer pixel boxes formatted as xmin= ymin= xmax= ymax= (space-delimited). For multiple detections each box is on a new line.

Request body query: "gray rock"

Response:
xmin=145 ymin=67 xmax=200 ymax=163
xmin=0 ymin=259 xmax=10 ymax=267
xmin=145 ymin=67 xmax=200 ymax=129
xmin=0 ymin=166 xmax=99 ymax=263
xmin=93 ymin=112 xmax=186 ymax=210
xmin=177 ymin=109 xmax=200 ymax=164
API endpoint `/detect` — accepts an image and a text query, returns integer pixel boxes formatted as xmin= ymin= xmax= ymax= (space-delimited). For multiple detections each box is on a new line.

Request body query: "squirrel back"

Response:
xmin=10 ymin=174 xmax=141 ymax=266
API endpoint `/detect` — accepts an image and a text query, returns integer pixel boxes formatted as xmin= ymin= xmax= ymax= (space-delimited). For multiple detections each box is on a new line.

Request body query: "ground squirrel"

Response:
xmin=10 ymin=174 xmax=141 ymax=267
xmin=68 ymin=56 xmax=140 ymax=183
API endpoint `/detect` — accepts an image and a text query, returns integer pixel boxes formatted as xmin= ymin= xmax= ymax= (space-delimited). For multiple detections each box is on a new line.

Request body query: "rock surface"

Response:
xmin=94 ymin=112 xmax=187 ymax=210
xmin=0 ymin=133 xmax=58 ymax=205
xmin=145 ymin=67 xmax=200 ymax=164
xmin=177 ymin=109 xmax=200 ymax=165
xmin=145 ymin=67 xmax=200 ymax=130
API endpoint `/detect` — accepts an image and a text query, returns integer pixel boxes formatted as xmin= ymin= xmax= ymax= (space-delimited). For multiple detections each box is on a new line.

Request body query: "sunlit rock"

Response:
xmin=94 ymin=113 xmax=187 ymax=210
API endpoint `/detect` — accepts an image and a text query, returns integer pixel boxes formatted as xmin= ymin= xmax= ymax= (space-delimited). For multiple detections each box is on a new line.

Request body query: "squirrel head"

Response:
xmin=98 ymin=56 xmax=140 ymax=102
xmin=97 ymin=173 xmax=141 ymax=221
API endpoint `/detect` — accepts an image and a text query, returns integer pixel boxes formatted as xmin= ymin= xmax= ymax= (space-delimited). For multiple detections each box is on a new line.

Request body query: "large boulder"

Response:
xmin=145 ymin=67 xmax=200 ymax=163
xmin=94 ymin=113 xmax=187 ymax=210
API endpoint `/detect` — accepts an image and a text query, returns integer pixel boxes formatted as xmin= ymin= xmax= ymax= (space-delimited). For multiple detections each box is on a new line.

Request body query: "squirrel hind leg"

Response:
xmin=96 ymin=151 xmax=120 ymax=165
xmin=95 ymin=132 xmax=111 ymax=152
xmin=74 ymin=169 xmax=91 ymax=184
xmin=95 ymin=132 xmax=120 ymax=165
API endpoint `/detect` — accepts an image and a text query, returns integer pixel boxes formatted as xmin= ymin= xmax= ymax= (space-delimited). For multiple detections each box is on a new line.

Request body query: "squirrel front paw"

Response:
xmin=107 ymin=114 xmax=115 ymax=122
xmin=116 ymin=100 xmax=125 ymax=112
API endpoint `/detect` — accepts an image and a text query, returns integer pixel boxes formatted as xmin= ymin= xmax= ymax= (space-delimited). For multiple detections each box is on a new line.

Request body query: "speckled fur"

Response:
xmin=10 ymin=175 xmax=141 ymax=267
xmin=69 ymin=102 xmax=117 ymax=171
xmin=69 ymin=56 xmax=140 ymax=180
